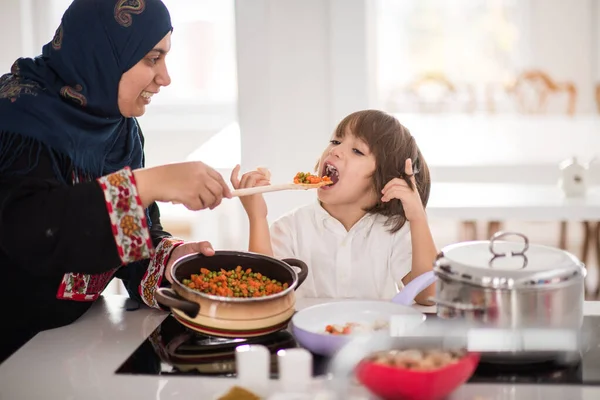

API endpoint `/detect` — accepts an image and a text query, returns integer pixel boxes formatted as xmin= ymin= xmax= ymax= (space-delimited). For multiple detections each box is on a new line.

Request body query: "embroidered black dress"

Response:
xmin=0 ymin=0 xmax=179 ymax=364
xmin=0 ymin=133 xmax=182 ymax=363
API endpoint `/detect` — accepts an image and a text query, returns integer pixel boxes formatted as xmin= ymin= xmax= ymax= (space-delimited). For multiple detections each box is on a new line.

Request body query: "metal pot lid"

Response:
xmin=434 ymin=232 xmax=586 ymax=289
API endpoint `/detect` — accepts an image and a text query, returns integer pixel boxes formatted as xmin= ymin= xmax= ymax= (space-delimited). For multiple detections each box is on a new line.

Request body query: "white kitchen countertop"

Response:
xmin=1 ymin=296 xmax=600 ymax=400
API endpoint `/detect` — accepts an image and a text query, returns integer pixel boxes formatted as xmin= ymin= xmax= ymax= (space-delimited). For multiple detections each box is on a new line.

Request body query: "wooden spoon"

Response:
xmin=169 ymin=181 xmax=332 ymax=205
xmin=231 ymin=181 xmax=333 ymax=197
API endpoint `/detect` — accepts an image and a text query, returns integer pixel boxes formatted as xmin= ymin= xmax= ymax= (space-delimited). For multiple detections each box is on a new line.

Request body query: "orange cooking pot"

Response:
xmin=154 ymin=251 xmax=308 ymax=338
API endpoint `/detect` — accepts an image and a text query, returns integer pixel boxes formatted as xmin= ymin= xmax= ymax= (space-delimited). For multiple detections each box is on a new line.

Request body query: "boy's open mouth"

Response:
xmin=323 ymin=162 xmax=339 ymax=185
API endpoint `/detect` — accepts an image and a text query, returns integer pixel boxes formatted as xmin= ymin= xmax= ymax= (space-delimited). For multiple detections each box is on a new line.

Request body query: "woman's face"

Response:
xmin=117 ymin=32 xmax=172 ymax=117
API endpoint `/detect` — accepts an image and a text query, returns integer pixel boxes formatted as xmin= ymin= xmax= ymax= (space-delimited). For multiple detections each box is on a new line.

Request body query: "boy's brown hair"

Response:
xmin=329 ymin=109 xmax=431 ymax=233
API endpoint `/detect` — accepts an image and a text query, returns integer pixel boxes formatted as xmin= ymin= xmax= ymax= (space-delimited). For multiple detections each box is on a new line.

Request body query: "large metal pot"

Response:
xmin=154 ymin=251 xmax=308 ymax=338
xmin=327 ymin=232 xmax=587 ymax=371
xmin=432 ymin=231 xmax=586 ymax=330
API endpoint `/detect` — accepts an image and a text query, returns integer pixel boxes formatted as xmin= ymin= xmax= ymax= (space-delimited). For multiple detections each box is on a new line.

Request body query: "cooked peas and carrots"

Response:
xmin=182 ymin=266 xmax=288 ymax=298
xmin=293 ymin=172 xmax=332 ymax=185
xmin=326 ymin=323 xmax=356 ymax=335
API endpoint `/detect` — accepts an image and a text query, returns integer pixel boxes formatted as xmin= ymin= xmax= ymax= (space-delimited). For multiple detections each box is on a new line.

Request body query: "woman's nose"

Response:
xmin=156 ymin=64 xmax=172 ymax=87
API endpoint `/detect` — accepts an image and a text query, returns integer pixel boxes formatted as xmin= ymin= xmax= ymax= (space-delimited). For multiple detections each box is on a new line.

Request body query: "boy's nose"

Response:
xmin=329 ymin=146 xmax=342 ymax=158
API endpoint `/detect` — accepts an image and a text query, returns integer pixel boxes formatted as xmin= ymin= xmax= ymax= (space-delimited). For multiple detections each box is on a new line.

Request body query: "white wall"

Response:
xmin=527 ymin=0 xmax=596 ymax=113
xmin=1 ymin=0 xmax=30 ymax=70
xmin=234 ymin=0 xmax=374 ymax=225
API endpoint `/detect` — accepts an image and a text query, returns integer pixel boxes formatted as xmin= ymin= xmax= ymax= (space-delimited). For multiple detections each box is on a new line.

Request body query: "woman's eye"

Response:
xmin=148 ymin=57 xmax=159 ymax=65
xmin=330 ymin=140 xmax=341 ymax=145
xmin=353 ymin=148 xmax=364 ymax=156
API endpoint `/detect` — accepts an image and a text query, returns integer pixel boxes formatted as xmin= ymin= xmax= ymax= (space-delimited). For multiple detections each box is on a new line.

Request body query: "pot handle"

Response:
xmin=154 ymin=288 xmax=200 ymax=319
xmin=282 ymin=258 xmax=309 ymax=289
xmin=391 ymin=270 xmax=438 ymax=306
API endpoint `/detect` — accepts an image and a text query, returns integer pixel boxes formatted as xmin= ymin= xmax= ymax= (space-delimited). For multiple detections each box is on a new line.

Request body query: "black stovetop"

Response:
xmin=115 ymin=314 xmax=600 ymax=385
xmin=115 ymin=314 xmax=330 ymax=378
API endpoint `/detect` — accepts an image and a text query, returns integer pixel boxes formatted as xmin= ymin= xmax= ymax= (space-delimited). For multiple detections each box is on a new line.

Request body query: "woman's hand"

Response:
xmin=230 ymin=165 xmax=270 ymax=219
xmin=134 ymin=161 xmax=232 ymax=210
xmin=381 ymin=158 xmax=426 ymax=222
xmin=165 ymin=241 xmax=215 ymax=283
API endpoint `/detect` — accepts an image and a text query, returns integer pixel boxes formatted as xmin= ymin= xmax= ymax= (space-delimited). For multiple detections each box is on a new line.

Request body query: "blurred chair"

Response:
xmin=507 ymin=69 xmax=577 ymax=116
xmin=386 ymin=72 xmax=476 ymax=114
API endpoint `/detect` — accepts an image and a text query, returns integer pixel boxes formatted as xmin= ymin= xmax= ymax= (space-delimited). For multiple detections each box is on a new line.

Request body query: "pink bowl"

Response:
xmin=356 ymin=351 xmax=480 ymax=400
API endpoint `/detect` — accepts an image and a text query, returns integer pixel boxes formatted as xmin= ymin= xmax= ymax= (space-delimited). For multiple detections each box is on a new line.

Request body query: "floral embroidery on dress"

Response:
xmin=52 ymin=24 xmax=63 ymax=50
xmin=0 ymin=74 xmax=39 ymax=103
xmin=57 ymin=269 xmax=118 ymax=301
xmin=57 ymin=167 xmax=158 ymax=302
xmin=97 ymin=167 xmax=153 ymax=265
xmin=60 ymin=84 xmax=87 ymax=107
xmin=140 ymin=237 xmax=183 ymax=309
xmin=114 ymin=0 xmax=146 ymax=27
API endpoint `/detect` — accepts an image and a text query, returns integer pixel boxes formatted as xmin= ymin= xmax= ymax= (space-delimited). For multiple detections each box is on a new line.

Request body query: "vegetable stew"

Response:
xmin=182 ymin=266 xmax=289 ymax=298
xmin=294 ymin=172 xmax=332 ymax=184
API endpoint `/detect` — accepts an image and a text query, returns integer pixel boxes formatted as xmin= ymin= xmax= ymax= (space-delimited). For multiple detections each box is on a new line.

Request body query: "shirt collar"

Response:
xmin=312 ymin=200 xmax=377 ymax=236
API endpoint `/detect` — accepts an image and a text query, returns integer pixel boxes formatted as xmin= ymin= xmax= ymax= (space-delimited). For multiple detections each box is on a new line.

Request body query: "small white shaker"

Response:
xmin=277 ymin=348 xmax=313 ymax=393
xmin=235 ymin=344 xmax=271 ymax=397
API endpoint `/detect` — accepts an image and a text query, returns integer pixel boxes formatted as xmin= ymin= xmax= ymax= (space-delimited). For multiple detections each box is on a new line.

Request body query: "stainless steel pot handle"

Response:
xmin=429 ymin=297 xmax=487 ymax=311
xmin=489 ymin=231 xmax=529 ymax=257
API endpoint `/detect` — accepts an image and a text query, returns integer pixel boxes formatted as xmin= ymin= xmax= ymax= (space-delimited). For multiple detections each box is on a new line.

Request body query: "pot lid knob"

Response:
xmin=489 ymin=231 xmax=529 ymax=258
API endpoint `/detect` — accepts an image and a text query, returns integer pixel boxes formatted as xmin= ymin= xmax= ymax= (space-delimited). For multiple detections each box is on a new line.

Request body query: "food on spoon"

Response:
xmin=325 ymin=320 xmax=389 ymax=335
xmin=294 ymin=171 xmax=332 ymax=185
xmin=365 ymin=348 xmax=468 ymax=371
xmin=217 ymin=386 xmax=261 ymax=400
xmin=182 ymin=266 xmax=288 ymax=298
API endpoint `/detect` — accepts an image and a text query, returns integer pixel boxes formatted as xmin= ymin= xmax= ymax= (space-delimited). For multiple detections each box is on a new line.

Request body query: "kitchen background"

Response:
xmin=2 ymin=0 xmax=600 ymax=294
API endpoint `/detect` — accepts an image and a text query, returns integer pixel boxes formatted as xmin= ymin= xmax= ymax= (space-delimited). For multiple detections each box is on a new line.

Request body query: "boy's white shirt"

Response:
xmin=270 ymin=200 xmax=412 ymax=300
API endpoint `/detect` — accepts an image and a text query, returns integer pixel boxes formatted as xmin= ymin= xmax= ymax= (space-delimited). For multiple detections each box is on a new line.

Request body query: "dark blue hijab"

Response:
xmin=0 ymin=0 xmax=172 ymax=181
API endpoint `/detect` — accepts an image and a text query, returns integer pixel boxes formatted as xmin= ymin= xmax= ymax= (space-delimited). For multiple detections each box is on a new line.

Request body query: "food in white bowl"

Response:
xmin=325 ymin=320 xmax=390 ymax=335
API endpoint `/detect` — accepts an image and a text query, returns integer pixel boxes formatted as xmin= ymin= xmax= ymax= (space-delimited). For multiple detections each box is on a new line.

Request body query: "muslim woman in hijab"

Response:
xmin=0 ymin=0 xmax=232 ymax=363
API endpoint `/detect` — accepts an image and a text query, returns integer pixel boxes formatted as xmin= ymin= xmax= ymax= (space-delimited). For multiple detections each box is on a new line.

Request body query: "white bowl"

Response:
xmin=291 ymin=300 xmax=426 ymax=357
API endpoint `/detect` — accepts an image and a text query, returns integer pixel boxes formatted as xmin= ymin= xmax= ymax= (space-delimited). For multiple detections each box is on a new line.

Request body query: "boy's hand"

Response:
xmin=230 ymin=165 xmax=270 ymax=219
xmin=381 ymin=158 xmax=426 ymax=222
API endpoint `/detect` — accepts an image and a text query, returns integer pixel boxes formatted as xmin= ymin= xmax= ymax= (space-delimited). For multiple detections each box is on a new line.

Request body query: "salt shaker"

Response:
xmin=277 ymin=348 xmax=313 ymax=393
xmin=235 ymin=344 xmax=270 ymax=397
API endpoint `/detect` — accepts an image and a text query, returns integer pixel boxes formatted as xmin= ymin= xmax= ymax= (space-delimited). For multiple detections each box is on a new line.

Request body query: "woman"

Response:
xmin=0 ymin=0 xmax=229 ymax=363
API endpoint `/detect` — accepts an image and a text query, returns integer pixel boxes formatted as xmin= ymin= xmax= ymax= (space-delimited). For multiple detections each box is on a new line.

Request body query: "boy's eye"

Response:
xmin=330 ymin=140 xmax=341 ymax=145
xmin=353 ymin=148 xmax=365 ymax=156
